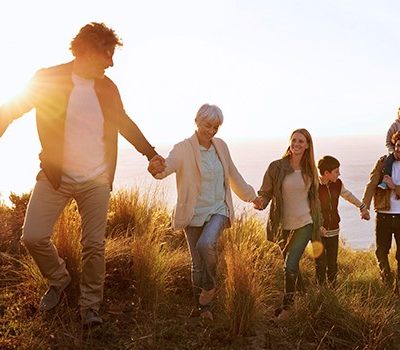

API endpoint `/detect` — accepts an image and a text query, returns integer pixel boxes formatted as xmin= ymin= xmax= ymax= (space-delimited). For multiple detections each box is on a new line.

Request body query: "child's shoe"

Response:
xmin=378 ymin=182 xmax=388 ymax=190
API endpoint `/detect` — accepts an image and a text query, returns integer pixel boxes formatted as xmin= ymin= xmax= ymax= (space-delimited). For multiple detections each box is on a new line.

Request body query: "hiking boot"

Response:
xmin=81 ymin=308 xmax=103 ymax=328
xmin=39 ymin=274 xmax=71 ymax=311
xmin=199 ymin=288 xmax=216 ymax=306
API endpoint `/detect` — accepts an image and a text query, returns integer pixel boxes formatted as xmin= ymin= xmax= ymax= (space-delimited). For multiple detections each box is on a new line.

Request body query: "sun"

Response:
xmin=0 ymin=18 xmax=79 ymax=203
xmin=0 ymin=59 xmax=50 ymax=202
xmin=0 ymin=113 xmax=40 ymax=202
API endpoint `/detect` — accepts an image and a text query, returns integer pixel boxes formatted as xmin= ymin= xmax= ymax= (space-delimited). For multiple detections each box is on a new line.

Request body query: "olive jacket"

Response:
xmin=258 ymin=157 xmax=322 ymax=244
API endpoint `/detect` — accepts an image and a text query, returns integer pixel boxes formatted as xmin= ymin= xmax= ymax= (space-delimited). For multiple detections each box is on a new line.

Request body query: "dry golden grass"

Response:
xmin=219 ymin=214 xmax=276 ymax=336
xmin=1 ymin=190 xmax=400 ymax=349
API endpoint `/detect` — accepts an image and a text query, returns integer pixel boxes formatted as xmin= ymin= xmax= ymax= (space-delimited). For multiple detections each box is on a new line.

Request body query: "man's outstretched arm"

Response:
xmin=0 ymin=108 xmax=14 ymax=137
xmin=0 ymin=72 xmax=39 ymax=137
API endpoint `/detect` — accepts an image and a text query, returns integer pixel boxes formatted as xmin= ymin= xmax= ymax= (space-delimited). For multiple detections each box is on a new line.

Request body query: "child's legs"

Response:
xmin=315 ymin=237 xmax=328 ymax=284
xmin=325 ymin=235 xmax=339 ymax=284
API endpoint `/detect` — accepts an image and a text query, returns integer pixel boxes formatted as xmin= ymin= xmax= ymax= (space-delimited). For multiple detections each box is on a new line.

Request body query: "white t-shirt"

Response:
xmin=381 ymin=161 xmax=400 ymax=214
xmin=62 ymin=74 xmax=107 ymax=183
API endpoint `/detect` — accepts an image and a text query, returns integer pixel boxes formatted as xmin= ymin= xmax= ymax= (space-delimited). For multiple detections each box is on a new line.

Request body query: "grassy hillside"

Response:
xmin=1 ymin=189 xmax=399 ymax=349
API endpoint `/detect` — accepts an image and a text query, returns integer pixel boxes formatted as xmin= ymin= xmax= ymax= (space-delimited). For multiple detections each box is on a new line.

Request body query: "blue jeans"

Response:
xmin=281 ymin=223 xmax=313 ymax=307
xmin=184 ymin=214 xmax=227 ymax=302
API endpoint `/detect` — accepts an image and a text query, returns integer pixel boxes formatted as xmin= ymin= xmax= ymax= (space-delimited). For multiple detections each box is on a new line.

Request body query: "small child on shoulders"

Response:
xmin=316 ymin=155 xmax=370 ymax=286
xmin=378 ymin=107 xmax=400 ymax=189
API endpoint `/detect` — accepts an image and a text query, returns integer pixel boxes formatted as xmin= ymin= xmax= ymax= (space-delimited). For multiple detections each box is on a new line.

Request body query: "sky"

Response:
xmin=0 ymin=0 xmax=398 ymax=196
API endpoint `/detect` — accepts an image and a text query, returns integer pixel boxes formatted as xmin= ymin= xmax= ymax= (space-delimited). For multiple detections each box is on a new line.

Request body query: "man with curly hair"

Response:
xmin=0 ymin=22 xmax=165 ymax=327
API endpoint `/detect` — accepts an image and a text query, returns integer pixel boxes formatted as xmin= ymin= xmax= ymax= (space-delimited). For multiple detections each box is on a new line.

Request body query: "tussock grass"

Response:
xmin=219 ymin=214 xmax=276 ymax=336
xmin=107 ymin=187 xmax=171 ymax=238
xmin=268 ymin=246 xmax=400 ymax=349
xmin=105 ymin=236 xmax=134 ymax=290
xmin=107 ymin=189 xmax=189 ymax=310
xmin=131 ymin=233 xmax=188 ymax=311
xmin=0 ymin=192 xmax=30 ymax=254
xmin=52 ymin=200 xmax=82 ymax=304
xmin=2 ymin=191 xmax=400 ymax=349
xmin=0 ymin=252 xmax=46 ymax=349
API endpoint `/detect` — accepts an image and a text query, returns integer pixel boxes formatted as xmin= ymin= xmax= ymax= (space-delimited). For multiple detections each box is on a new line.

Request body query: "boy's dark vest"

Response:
xmin=318 ymin=179 xmax=342 ymax=230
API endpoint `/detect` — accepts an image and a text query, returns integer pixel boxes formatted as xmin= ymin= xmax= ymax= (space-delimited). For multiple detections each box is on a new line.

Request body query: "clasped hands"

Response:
xmin=360 ymin=207 xmax=370 ymax=220
xmin=252 ymin=196 xmax=264 ymax=210
xmin=148 ymin=155 xmax=166 ymax=177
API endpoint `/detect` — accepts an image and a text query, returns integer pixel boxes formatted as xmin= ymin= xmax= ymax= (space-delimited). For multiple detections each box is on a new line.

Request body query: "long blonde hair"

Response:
xmin=282 ymin=128 xmax=319 ymax=189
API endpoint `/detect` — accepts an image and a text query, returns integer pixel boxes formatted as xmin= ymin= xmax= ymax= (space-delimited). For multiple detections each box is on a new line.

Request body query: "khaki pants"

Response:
xmin=21 ymin=171 xmax=110 ymax=311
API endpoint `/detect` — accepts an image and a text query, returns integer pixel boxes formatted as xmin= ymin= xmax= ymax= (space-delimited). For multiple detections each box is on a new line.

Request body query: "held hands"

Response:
xmin=147 ymin=155 xmax=166 ymax=177
xmin=320 ymin=226 xmax=327 ymax=235
xmin=253 ymin=196 xmax=264 ymax=210
xmin=360 ymin=207 xmax=370 ymax=221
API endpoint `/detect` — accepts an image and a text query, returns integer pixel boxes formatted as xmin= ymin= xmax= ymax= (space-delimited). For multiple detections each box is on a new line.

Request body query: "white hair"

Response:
xmin=195 ymin=104 xmax=224 ymax=125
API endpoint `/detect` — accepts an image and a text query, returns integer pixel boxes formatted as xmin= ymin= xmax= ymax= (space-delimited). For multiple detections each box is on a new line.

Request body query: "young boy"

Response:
xmin=378 ymin=107 xmax=400 ymax=189
xmin=316 ymin=156 xmax=370 ymax=285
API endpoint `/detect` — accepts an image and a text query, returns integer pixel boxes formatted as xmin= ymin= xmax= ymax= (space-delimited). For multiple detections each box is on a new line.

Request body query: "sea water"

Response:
xmin=113 ymin=135 xmax=386 ymax=250
xmin=0 ymin=134 xmax=386 ymax=250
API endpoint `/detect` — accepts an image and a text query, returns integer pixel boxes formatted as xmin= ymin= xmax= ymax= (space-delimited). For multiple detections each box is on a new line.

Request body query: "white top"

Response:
xmin=380 ymin=161 xmax=400 ymax=214
xmin=190 ymin=144 xmax=227 ymax=227
xmin=282 ymin=170 xmax=313 ymax=230
xmin=62 ymin=74 xmax=107 ymax=183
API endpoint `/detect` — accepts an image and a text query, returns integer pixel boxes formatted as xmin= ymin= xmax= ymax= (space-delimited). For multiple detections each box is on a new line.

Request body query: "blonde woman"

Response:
xmin=254 ymin=128 xmax=322 ymax=318
xmin=148 ymin=104 xmax=258 ymax=320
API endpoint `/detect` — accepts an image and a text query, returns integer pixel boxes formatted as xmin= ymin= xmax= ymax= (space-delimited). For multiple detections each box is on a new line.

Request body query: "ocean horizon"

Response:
xmin=0 ymin=134 xmax=387 ymax=250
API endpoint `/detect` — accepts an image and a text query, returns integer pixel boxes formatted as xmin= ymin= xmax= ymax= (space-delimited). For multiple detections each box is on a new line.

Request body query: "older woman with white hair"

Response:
xmin=148 ymin=103 xmax=258 ymax=320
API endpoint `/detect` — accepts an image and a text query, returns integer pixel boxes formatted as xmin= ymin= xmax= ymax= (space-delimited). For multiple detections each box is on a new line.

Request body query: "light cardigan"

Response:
xmin=155 ymin=133 xmax=257 ymax=229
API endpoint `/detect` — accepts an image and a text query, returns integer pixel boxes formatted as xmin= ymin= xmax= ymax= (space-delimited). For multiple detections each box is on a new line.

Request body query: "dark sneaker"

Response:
xmin=81 ymin=308 xmax=103 ymax=328
xmin=39 ymin=274 xmax=72 ymax=311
